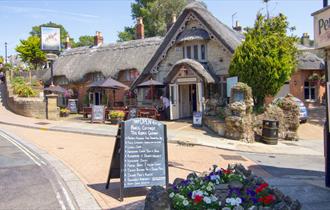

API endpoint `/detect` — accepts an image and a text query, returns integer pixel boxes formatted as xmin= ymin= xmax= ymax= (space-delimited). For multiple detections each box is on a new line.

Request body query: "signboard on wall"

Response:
xmin=41 ymin=27 xmax=61 ymax=51
xmin=226 ymin=76 xmax=238 ymax=97
xmin=313 ymin=7 xmax=330 ymax=49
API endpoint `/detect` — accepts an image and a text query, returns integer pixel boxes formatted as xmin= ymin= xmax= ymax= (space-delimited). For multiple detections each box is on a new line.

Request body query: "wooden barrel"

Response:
xmin=262 ymin=120 xmax=279 ymax=145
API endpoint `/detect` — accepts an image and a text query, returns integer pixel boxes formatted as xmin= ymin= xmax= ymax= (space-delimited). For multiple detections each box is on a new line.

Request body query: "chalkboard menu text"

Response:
xmin=106 ymin=118 xmax=168 ymax=201
xmin=91 ymin=105 xmax=105 ymax=123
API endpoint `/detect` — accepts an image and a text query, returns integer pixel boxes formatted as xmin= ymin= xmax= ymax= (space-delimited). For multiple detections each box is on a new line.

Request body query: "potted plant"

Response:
xmin=109 ymin=110 xmax=125 ymax=124
xmin=60 ymin=108 xmax=70 ymax=117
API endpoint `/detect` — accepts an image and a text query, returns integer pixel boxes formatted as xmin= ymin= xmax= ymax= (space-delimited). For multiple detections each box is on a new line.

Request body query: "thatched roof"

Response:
xmin=132 ymin=1 xmax=243 ymax=89
xmin=176 ymin=28 xmax=210 ymax=43
xmin=298 ymin=51 xmax=325 ymax=70
xmin=43 ymin=37 xmax=162 ymax=82
xmin=165 ymin=59 xmax=217 ymax=83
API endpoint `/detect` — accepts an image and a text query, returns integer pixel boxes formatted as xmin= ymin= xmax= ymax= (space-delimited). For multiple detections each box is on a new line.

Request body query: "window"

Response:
xmin=193 ymin=45 xmax=198 ymax=60
xmin=187 ymin=46 xmax=192 ymax=59
xmin=304 ymin=81 xmax=316 ymax=101
xmin=182 ymin=47 xmax=185 ymax=58
xmin=201 ymin=44 xmax=206 ymax=60
xmin=121 ymin=69 xmax=138 ymax=81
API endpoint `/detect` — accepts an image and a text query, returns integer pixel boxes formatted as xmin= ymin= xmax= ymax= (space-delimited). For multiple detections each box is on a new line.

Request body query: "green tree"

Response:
xmin=15 ymin=36 xmax=47 ymax=83
xmin=30 ymin=21 xmax=69 ymax=48
xmin=0 ymin=56 xmax=4 ymax=64
xmin=118 ymin=0 xmax=188 ymax=41
xmin=229 ymin=14 xmax=298 ymax=107
xmin=73 ymin=35 xmax=95 ymax=47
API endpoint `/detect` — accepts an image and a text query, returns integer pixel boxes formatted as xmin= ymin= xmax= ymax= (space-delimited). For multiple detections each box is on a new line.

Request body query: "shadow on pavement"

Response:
xmin=248 ymin=164 xmax=325 ymax=178
xmin=88 ymin=182 xmax=148 ymax=201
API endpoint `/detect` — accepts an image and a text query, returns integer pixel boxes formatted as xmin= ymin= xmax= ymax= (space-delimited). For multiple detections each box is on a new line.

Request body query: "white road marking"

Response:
xmin=58 ymin=181 xmax=76 ymax=210
xmin=0 ymin=132 xmax=42 ymax=166
xmin=0 ymin=131 xmax=46 ymax=165
xmin=56 ymin=192 xmax=67 ymax=210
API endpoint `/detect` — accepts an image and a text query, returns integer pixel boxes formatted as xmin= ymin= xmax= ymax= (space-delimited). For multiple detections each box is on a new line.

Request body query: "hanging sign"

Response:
xmin=312 ymin=7 xmax=330 ymax=49
xmin=41 ymin=27 xmax=61 ymax=51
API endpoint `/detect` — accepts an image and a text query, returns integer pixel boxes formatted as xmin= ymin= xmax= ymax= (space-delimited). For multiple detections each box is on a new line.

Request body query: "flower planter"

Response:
xmin=60 ymin=112 xmax=69 ymax=117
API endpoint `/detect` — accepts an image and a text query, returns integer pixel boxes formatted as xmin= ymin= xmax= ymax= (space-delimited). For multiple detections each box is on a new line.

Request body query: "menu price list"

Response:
xmin=123 ymin=119 xmax=166 ymax=188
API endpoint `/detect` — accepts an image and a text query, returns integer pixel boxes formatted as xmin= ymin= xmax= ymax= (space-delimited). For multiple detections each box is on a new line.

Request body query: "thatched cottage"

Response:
xmin=45 ymin=31 xmax=162 ymax=110
xmin=46 ymin=1 xmax=324 ymax=118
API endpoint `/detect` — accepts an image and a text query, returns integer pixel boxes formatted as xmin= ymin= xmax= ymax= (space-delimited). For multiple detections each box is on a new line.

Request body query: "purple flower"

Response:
xmin=188 ymin=191 xmax=193 ymax=198
xmin=246 ymin=188 xmax=256 ymax=196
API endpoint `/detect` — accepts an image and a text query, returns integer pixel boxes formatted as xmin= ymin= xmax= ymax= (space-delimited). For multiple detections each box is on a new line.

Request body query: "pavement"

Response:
xmin=1 ymin=82 xmax=330 ymax=209
xmin=0 ymin=83 xmax=324 ymax=157
xmin=0 ymin=128 xmax=101 ymax=210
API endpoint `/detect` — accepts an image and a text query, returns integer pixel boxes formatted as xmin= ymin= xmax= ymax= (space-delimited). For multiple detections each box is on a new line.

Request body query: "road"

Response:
xmin=0 ymin=130 xmax=77 ymax=210
xmin=241 ymin=151 xmax=330 ymax=210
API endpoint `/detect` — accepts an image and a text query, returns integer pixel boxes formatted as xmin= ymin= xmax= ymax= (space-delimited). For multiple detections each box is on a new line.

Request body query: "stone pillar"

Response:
xmin=46 ymin=94 xmax=59 ymax=120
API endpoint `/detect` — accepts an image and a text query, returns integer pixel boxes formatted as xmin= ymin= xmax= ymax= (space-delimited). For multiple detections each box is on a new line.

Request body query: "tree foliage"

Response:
xmin=229 ymin=14 xmax=298 ymax=107
xmin=15 ymin=36 xmax=47 ymax=71
xmin=30 ymin=21 xmax=69 ymax=48
xmin=73 ymin=35 xmax=95 ymax=47
xmin=118 ymin=0 xmax=188 ymax=41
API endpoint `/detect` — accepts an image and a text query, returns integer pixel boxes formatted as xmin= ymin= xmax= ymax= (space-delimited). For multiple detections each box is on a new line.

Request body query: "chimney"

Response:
xmin=233 ymin=21 xmax=242 ymax=32
xmin=136 ymin=17 xmax=144 ymax=39
xmin=167 ymin=13 xmax=177 ymax=31
xmin=64 ymin=35 xmax=71 ymax=49
xmin=302 ymin=33 xmax=310 ymax=47
xmin=94 ymin=31 xmax=104 ymax=46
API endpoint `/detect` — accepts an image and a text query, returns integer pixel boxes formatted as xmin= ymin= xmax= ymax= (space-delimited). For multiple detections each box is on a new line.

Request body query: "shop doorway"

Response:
xmin=179 ymin=84 xmax=197 ymax=118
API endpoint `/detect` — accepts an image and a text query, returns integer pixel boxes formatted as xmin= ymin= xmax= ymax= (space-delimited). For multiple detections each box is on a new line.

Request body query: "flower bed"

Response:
xmin=144 ymin=164 xmax=301 ymax=210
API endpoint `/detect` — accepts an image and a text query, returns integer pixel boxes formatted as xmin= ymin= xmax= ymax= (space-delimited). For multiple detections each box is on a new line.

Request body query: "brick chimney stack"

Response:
xmin=302 ymin=33 xmax=310 ymax=47
xmin=64 ymin=35 xmax=71 ymax=49
xmin=94 ymin=31 xmax=104 ymax=46
xmin=136 ymin=17 xmax=144 ymax=39
xmin=233 ymin=21 xmax=242 ymax=32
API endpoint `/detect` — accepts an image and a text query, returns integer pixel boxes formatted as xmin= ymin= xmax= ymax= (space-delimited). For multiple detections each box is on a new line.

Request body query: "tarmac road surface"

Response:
xmin=0 ymin=130 xmax=78 ymax=210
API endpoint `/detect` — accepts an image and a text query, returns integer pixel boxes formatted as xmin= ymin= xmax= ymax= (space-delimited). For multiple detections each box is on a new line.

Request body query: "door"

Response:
xmin=169 ymin=84 xmax=179 ymax=120
xmin=196 ymin=82 xmax=203 ymax=112
xmin=179 ymin=85 xmax=191 ymax=118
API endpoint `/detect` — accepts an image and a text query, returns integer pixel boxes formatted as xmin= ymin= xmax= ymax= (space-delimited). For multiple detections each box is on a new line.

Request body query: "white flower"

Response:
xmin=226 ymin=198 xmax=232 ymax=204
xmin=206 ymin=185 xmax=212 ymax=191
xmin=222 ymin=207 xmax=231 ymax=210
xmin=183 ymin=200 xmax=189 ymax=206
xmin=235 ymin=197 xmax=242 ymax=205
xmin=218 ymin=201 xmax=222 ymax=206
xmin=203 ymin=196 xmax=212 ymax=204
xmin=210 ymin=195 xmax=218 ymax=202
xmin=210 ymin=175 xmax=219 ymax=181
xmin=169 ymin=192 xmax=175 ymax=198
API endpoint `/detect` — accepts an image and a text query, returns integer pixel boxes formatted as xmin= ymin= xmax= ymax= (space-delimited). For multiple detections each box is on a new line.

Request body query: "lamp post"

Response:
xmin=46 ymin=53 xmax=58 ymax=86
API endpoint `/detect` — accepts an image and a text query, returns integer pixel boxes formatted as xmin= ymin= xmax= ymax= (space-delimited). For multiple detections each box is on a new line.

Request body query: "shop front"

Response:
xmin=166 ymin=59 xmax=216 ymax=120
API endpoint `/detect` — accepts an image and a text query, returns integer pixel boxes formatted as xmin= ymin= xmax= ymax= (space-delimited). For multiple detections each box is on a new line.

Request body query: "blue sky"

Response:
xmin=0 ymin=0 xmax=323 ymax=56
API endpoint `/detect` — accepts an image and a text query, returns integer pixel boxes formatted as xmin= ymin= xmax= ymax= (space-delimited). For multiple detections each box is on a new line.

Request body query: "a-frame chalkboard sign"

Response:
xmin=105 ymin=118 xmax=169 ymax=201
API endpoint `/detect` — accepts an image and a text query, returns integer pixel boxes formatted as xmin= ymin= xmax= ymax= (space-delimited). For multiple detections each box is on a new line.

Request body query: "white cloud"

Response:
xmin=0 ymin=5 xmax=99 ymax=19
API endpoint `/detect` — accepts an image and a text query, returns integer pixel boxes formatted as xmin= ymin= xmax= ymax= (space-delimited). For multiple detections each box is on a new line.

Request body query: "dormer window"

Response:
xmin=182 ymin=43 xmax=207 ymax=62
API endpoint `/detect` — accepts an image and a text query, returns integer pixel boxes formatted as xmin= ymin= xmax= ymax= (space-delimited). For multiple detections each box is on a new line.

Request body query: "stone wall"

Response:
xmin=4 ymin=75 xmax=46 ymax=119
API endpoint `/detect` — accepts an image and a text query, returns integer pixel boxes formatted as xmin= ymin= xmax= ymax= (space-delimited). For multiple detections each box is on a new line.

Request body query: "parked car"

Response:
xmin=272 ymin=97 xmax=308 ymax=123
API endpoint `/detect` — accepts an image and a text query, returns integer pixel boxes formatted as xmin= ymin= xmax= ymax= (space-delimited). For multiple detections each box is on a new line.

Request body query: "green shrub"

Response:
xmin=14 ymin=83 xmax=38 ymax=97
